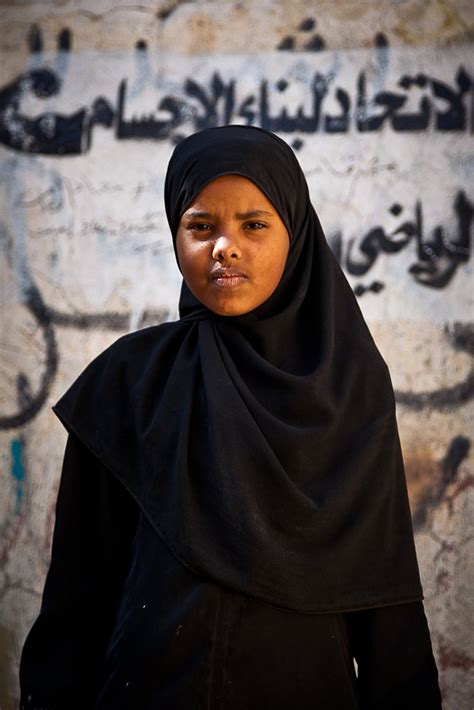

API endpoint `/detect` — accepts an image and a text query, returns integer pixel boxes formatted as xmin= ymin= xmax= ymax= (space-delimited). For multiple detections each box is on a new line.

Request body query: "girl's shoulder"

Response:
xmin=95 ymin=317 xmax=184 ymax=365
xmin=51 ymin=318 xmax=189 ymax=451
xmin=70 ymin=317 xmax=187 ymax=386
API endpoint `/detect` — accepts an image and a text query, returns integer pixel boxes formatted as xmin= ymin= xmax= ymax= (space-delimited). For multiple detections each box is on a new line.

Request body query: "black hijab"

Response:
xmin=52 ymin=125 xmax=423 ymax=613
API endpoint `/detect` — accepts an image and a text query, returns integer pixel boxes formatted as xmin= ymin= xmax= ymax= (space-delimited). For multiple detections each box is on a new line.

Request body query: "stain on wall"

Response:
xmin=0 ymin=1 xmax=473 ymax=708
xmin=9 ymin=438 xmax=26 ymax=516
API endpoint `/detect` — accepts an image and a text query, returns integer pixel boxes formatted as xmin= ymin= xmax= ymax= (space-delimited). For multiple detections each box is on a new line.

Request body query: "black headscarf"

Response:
xmin=52 ymin=125 xmax=423 ymax=613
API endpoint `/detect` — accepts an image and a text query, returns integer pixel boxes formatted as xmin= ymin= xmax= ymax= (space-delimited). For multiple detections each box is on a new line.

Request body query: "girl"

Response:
xmin=20 ymin=125 xmax=442 ymax=709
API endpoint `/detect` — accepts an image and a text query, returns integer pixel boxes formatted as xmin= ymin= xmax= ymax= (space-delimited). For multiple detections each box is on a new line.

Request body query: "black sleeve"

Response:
xmin=19 ymin=431 xmax=140 ymax=710
xmin=345 ymin=600 xmax=443 ymax=709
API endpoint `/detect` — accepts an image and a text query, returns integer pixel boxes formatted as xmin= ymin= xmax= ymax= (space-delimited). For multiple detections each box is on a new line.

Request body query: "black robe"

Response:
xmin=20 ymin=431 xmax=442 ymax=709
xmin=20 ymin=125 xmax=442 ymax=707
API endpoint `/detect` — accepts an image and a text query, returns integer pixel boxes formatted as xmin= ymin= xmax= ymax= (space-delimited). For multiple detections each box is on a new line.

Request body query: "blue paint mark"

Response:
xmin=10 ymin=438 xmax=25 ymax=515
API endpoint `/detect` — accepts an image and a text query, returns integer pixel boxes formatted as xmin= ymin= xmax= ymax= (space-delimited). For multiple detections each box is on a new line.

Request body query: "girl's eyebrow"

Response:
xmin=184 ymin=210 xmax=212 ymax=220
xmin=234 ymin=210 xmax=273 ymax=219
xmin=184 ymin=209 xmax=273 ymax=220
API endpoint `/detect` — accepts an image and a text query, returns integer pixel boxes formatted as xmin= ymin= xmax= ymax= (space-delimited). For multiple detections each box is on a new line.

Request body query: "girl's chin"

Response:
xmin=205 ymin=297 xmax=255 ymax=317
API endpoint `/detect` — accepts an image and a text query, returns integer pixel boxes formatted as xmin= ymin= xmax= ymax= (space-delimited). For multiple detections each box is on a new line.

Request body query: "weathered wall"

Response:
xmin=0 ymin=1 xmax=473 ymax=708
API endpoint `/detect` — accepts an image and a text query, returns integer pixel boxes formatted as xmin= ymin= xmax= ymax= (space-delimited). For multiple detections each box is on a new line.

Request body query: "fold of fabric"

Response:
xmin=52 ymin=125 xmax=423 ymax=612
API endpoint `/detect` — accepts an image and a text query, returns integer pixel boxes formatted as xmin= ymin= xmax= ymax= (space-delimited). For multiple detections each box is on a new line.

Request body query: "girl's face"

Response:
xmin=175 ymin=175 xmax=290 ymax=316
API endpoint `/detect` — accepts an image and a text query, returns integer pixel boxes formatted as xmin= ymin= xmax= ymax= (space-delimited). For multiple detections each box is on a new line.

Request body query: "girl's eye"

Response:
xmin=245 ymin=222 xmax=266 ymax=230
xmin=189 ymin=223 xmax=213 ymax=235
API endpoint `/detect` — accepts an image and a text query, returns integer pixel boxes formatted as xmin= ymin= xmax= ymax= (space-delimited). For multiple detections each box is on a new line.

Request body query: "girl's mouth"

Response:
xmin=210 ymin=267 xmax=248 ymax=287
xmin=212 ymin=275 xmax=248 ymax=287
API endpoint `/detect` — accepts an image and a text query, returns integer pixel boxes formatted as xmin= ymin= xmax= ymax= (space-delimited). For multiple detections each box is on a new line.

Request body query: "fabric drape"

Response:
xmin=20 ymin=433 xmax=442 ymax=709
xmin=52 ymin=124 xmax=423 ymax=612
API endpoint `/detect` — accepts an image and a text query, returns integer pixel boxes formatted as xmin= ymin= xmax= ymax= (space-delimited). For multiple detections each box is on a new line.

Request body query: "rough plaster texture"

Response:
xmin=0 ymin=1 xmax=473 ymax=708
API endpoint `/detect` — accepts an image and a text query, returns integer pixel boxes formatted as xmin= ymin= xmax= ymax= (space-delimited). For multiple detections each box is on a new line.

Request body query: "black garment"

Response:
xmin=20 ymin=433 xmax=442 ymax=709
xmin=20 ymin=125 xmax=441 ymax=706
xmin=49 ymin=125 xmax=423 ymax=612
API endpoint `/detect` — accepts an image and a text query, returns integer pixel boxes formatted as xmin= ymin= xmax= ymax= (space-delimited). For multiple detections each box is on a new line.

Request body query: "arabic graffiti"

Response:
xmin=0 ymin=278 xmax=170 ymax=431
xmin=0 ymin=281 xmax=59 ymax=430
xmin=275 ymin=17 xmax=389 ymax=54
xmin=356 ymin=69 xmax=471 ymax=132
xmin=396 ymin=322 xmax=474 ymax=412
xmin=277 ymin=15 xmax=326 ymax=52
xmin=0 ymin=68 xmax=113 ymax=155
xmin=340 ymin=190 xmax=473 ymax=292
xmin=0 ymin=61 xmax=472 ymax=155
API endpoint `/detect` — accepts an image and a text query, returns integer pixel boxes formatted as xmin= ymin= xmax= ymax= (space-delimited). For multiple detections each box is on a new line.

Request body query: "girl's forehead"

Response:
xmin=182 ymin=174 xmax=278 ymax=215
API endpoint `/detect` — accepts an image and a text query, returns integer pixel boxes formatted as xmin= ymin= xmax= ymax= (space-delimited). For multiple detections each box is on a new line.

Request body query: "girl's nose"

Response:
xmin=212 ymin=234 xmax=242 ymax=262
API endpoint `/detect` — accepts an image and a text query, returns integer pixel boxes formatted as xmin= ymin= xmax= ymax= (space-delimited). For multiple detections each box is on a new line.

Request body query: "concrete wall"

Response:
xmin=0 ymin=1 xmax=473 ymax=707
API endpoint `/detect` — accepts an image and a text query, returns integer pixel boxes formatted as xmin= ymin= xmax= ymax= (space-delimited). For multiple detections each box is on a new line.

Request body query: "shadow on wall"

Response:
xmin=0 ymin=624 xmax=16 ymax=710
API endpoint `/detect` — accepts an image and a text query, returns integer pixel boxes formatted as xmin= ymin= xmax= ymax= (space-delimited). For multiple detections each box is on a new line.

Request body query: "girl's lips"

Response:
xmin=210 ymin=267 xmax=248 ymax=287
xmin=212 ymin=275 xmax=248 ymax=287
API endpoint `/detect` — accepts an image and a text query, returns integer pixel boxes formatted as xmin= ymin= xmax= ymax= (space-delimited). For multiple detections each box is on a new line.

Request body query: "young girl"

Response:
xmin=20 ymin=125 xmax=442 ymax=709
